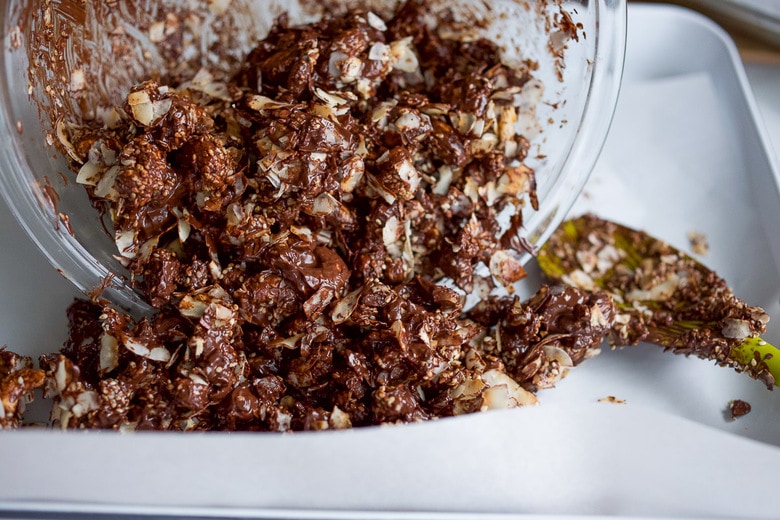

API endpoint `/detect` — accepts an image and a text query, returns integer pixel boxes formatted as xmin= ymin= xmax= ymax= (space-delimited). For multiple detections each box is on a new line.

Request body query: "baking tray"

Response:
xmin=2 ymin=4 xmax=780 ymax=518
xmin=679 ymin=0 xmax=780 ymax=48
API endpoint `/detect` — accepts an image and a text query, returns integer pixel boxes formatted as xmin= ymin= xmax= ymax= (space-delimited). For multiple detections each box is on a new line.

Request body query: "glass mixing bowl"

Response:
xmin=0 ymin=0 xmax=625 ymax=314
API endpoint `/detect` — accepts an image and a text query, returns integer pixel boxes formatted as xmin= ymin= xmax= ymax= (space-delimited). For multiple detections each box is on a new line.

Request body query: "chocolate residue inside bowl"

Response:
xmin=20 ymin=0 xmax=574 ymax=160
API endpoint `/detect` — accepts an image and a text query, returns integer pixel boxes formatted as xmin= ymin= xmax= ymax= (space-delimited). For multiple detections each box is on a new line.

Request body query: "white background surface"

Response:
xmin=3 ymin=3 xmax=780 ymax=519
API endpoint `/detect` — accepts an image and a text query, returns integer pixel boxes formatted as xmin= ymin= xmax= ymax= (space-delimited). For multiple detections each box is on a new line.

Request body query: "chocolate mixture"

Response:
xmin=6 ymin=2 xmax=619 ymax=431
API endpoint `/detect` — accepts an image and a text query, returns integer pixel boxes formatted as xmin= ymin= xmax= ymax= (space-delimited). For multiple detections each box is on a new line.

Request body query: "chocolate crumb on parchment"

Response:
xmin=688 ymin=230 xmax=709 ymax=256
xmin=729 ymin=399 xmax=751 ymax=420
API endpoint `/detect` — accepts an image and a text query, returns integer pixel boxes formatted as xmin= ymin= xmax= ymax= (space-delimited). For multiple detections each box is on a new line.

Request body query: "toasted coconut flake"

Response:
xmin=368 ymin=42 xmax=390 ymax=61
xmin=127 ymin=90 xmax=151 ymax=107
xmin=138 ymin=236 xmax=160 ymax=263
xmin=208 ymin=0 xmax=232 ymax=15
xmin=489 ymin=250 xmax=526 ymax=286
xmin=89 ymin=141 xmax=118 ymax=166
xmin=382 ymin=214 xmax=403 ymax=244
xmin=396 ymin=156 xmax=421 ymax=194
xmin=188 ymin=373 xmax=209 ymax=386
xmin=451 ymin=376 xmax=485 ymax=400
xmin=340 ymin=156 xmax=364 ymax=193
xmin=311 ymin=193 xmax=339 ymax=215
xmin=129 ymin=102 xmax=153 ymax=126
xmin=481 ymin=369 xmax=538 ymax=408
xmin=542 ymin=345 xmax=574 ymax=368
xmin=497 ymin=105 xmax=518 ymax=143
xmin=750 ymin=309 xmax=770 ymax=326
xmin=69 ymin=69 xmax=86 ymax=92
xmin=332 ymin=287 xmax=363 ymax=324
xmin=595 ymin=244 xmax=625 ymax=273
xmin=54 ymin=359 xmax=69 ymax=393
xmin=76 ymin=160 xmax=102 ymax=186
xmin=451 ymin=111 xmax=476 ymax=135
xmin=366 ymin=174 xmax=397 ymax=204
xmin=151 ymin=98 xmax=173 ymax=122
xmin=94 ymin=165 xmax=120 ymax=200
xmin=394 ymin=110 xmax=421 ymax=131
xmin=432 ymin=165 xmax=454 ymax=195
xmin=179 ymin=67 xmax=232 ymax=101
xmin=562 ymin=269 xmax=597 ymax=292
xmin=496 ymin=165 xmax=532 ymax=197
xmin=314 ymin=87 xmax=353 ymax=107
xmin=576 ymin=250 xmax=597 ymax=274
xmin=99 ymin=334 xmax=120 ymax=373
xmin=471 ymin=133 xmax=498 ymax=155
xmin=148 ymin=21 xmax=166 ymax=42
xmin=470 ymin=118 xmax=485 ymax=138
xmin=371 ymin=100 xmax=397 ymax=126
xmin=179 ymin=294 xmax=210 ymax=319
xmin=174 ymin=215 xmax=191 ymax=243
xmin=128 ymin=94 xmax=173 ymax=126
xmin=147 ymin=347 xmax=173 ymax=362
xmin=71 ymin=391 xmax=99 ymax=417
xmin=247 ymin=95 xmax=292 ymax=111
xmin=56 ymin=119 xmax=82 ymax=163
xmin=367 ymin=11 xmax=387 ymax=31
xmin=115 ymin=230 xmax=137 ymax=259
xmin=329 ymin=52 xmax=363 ymax=84
xmin=330 ymin=406 xmax=353 ymax=429
xmin=270 ymin=333 xmax=304 ymax=350
xmin=626 ymin=273 xmax=681 ymax=302
xmin=123 ymin=337 xmax=171 ymax=362
xmin=390 ymin=37 xmax=419 ymax=73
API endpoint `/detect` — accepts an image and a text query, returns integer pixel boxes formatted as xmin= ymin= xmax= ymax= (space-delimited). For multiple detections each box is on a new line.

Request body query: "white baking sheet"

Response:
xmin=2 ymin=4 xmax=780 ymax=518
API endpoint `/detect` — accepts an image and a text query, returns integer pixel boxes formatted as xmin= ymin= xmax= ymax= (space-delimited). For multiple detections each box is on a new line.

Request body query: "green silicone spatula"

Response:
xmin=537 ymin=214 xmax=779 ymax=389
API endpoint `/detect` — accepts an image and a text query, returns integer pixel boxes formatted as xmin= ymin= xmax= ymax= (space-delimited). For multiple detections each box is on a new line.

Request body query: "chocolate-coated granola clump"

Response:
xmin=1 ymin=347 xmax=45 ymax=429
xmin=45 ymin=282 xmax=614 ymax=431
